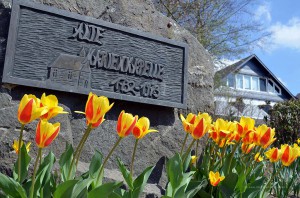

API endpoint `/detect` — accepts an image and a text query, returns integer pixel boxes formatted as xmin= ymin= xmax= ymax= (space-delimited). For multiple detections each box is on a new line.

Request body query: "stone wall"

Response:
xmin=0 ymin=0 xmax=214 ymax=196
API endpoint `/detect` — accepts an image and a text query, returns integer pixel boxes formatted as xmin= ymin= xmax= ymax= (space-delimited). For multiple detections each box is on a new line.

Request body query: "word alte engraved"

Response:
xmin=71 ymin=22 xmax=105 ymax=45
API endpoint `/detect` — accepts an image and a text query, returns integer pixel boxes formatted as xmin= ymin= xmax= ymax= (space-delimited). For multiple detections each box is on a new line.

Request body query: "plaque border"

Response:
xmin=3 ymin=0 xmax=188 ymax=109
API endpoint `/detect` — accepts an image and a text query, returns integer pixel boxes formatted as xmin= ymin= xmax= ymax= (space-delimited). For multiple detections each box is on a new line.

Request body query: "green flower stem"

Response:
xmin=225 ymin=140 xmax=240 ymax=175
xmin=195 ymin=140 xmax=199 ymax=166
xmin=182 ymin=139 xmax=196 ymax=163
xmin=29 ymin=148 xmax=42 ymax=198
xmin=75 ymin=125 xmax=93 ymax=167
xmin=96 ymin=137 xmax=123 ymax=186
xmin=67 ymin=124 xmax=92 ymax=179
xmin=220 ymin=144 xmax=228 ymax=166
xmin=180 ymin=133 xmax=189 ymax=156
xmin=130 ymin=139 xmax=139 ymax=178
xmin=18 ymin=124 xmax=25 ymax=183
xmin=261 ymin=165 xmax=284 ymax=198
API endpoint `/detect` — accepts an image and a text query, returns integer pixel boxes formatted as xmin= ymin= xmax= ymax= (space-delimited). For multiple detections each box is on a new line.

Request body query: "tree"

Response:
xmin=152 ymin=0 xmax=270 ymax=59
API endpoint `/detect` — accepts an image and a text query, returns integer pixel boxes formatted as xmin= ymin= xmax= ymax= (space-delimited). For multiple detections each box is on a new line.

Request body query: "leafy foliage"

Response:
xmin=153 ymin=0 xmax=270 ymax=59
xmin=269 ymin=99 xmax=300 ymax=145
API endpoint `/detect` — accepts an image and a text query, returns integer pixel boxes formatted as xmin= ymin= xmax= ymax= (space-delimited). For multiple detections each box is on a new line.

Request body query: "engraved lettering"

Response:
xmin=79 ymin=47 xmax=165 ymax=81
xmin=128 ymin=57 xmax=136 ymax=74
xmin=143 ymin=61 xmax=151 ymax=77
xmin=110 ymin=78 xmax=160 ymax=99
xmin=71 ymin=22 xmax=105 ymax=45
xmin=110 ymin=78 xmax=136 ymax=95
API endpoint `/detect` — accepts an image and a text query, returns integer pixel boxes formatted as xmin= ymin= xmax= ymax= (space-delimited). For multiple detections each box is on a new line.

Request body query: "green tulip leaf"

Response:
xmin=219 ymin=172 xmax=238 ymax=197
xmin=87 ymin=182 xmax=123 ymax=198
xmin=71 ymin=178 xmax=93 ymax=198
xmin=13 ymin=144 xmax=31 ymax=183
xmin=116 ymin=158 xmax=133 ymax=190
xmin=53 ymin=179 xmax=78 ymax=198
xmin=59 ymin=143 xmax=74 ymax=182
xmin=132 ymin=166 xmax=154 ymax=198
xmin=0 ymin=172 xmax=27 ymax=198
xmin=89 ymin=150 xmax=103 ymax=179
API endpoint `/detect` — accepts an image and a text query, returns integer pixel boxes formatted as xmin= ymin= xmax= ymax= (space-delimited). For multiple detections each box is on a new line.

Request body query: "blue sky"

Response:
xmin=252 ymin=1 xmax=300 ymax=96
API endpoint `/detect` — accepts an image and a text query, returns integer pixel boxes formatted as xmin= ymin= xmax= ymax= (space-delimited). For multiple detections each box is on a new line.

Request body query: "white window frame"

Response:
xmin=268 ymin=79 xmax=281 ymax=94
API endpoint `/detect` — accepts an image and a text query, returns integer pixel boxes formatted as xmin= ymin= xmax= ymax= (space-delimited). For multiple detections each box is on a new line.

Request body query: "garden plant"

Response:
xmin=0 ymin=92 xmax=299 ymax=198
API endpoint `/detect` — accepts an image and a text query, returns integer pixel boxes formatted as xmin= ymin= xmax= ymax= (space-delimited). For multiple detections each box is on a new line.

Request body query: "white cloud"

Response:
xmin=269 ymin=17 xmax=300 ymax=50
xmin=255 ymin=3 xmax=272 ymax=23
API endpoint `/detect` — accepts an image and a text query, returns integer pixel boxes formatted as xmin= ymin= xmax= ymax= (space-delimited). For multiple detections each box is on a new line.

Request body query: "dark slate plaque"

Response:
xmin=3 ymin=0 xmax=188 ymax=108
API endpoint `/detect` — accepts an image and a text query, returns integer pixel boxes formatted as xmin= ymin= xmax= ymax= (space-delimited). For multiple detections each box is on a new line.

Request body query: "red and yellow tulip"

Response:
xmin=210 ymin=119 xmax=235 ymax=147
xmin=35 ymin=120 xmax=60 ymax=148
xmin=81 ymin=92 xmax=114 ymax=128
xmin=209 ymin=171 xmax=225 ymax=186
xmin=256 ymin=125 xmax=276 ymax=149
xmin=190 ymin=113 xmax=212 ymax=140
xmin=280 ymin=144 xmax=300 ymax=166
xmin=117 ymin=111 xmax=138 ymax=137
xmin=265 ymin=147 xmax=282 ymax=163
xmin=254 ymin=153 xmax=263 ymax=162
xmin=236 ymin=117 xmax=255 ymax=138
xmin=132 ymin=117 xmax=157 ymax=139
xmin=12 ymin=140 xmax=31 ymax=154
xmin=180 ymin=113 xmax=196 ymax=133
xmin=18 ymin=94 xmax=47 ymax=124
xmin=40 ymin=93 xmax=68 ymax=120
xmin=241 ymin=143 xmax=255 ymax=154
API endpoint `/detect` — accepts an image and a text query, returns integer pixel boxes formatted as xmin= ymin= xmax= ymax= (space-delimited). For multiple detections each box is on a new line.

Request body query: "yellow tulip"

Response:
xmin=209 ymin=171 xmax=225 ymax=186
xmin=35 ymin=120 xmax=60 ymax=148
xmin=40 ymin=93 xmax=68 ymax=120
xmin=265 ymin=147 xmax=282 ymax=163
xmin=77 ymin=92 xmax=114 ymax=128
xmin=191 ymin=155 xmax=198 ymax=164
xmin=256 ymin=125 xmax=276 ymax=149
xmin=210 ymin=119 xmax=233 ymax=146
xmin=12 ymin=140 xmax=31 ymax=154
xmin=116 ymin=111 xmax=138 ymax=137
xmin=254 ymin=153 xmax=263 ymax=162
xmin=132 ymin=117 xmax=157 ymax=139
xmin=280 ymin=144 xmax=299 ymax=166
xmin=190 ymin=113 xmax=212 ymax=140
xmin=236 ymin=117 xmax=255 ymax=138
xmin=180 ymin=113 xmax=196 ymax=133
xmin=18 ymin=94 xmax=47 ymax=124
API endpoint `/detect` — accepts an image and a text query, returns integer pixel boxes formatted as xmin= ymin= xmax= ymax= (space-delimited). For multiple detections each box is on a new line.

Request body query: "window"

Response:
xmin=259 ymin=78 xmax=266 ymax=92
xmin=227 ymin=73 xmax=281 ymax=95
xmin=52 ymin=69 xmax=57 ymax=77
xmin=227 ymin=74 xmax=234 ymax=88
xmin=236 ymin=74 xmax=243 ymax=89
xmin=267 ymin=80 xmax=281 ymax=94
xmin=68 ymin=71 xmax=72 ymax=79
xmin=252 ymin=77 xmax=259 ymax=91
xmin=244 ymin=75 xmax=251 ymax=90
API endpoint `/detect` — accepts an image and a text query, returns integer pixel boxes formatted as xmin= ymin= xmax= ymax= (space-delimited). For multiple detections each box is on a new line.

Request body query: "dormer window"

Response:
xmin=226 ymin=74 xmax=281 ymax=94
xmin=268 ymin=79 xmax=281 ymax=94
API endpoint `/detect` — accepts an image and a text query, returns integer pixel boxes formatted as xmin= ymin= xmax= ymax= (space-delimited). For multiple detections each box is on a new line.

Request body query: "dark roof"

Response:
xmin=215 ymin=55 xmax=252 ymax=78
xmin=215 ymin=54 xmax=295 ymax=99
xmin=49 ymin=54 xmax=90 ymax=72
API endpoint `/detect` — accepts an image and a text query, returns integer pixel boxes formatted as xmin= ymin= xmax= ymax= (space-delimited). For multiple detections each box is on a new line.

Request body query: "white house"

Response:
xmin=214 ymin=54 xmax=295 ymax=121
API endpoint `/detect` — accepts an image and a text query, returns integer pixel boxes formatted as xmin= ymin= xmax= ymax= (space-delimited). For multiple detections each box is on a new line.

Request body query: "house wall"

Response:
xmin=214 ymin=95 xmax=273 ymax=120
xmin=50 ymin=68 xmax=80 ymax=86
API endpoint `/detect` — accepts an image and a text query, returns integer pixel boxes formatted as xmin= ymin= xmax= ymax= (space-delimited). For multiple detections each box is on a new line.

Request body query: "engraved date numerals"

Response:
xmin=110 ymin=78 xmax=160 ymax=99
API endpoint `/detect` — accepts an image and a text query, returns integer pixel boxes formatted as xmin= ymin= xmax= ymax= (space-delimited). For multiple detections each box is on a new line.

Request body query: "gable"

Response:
xmin=215 ymin=54 xmax=295 ymax=100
